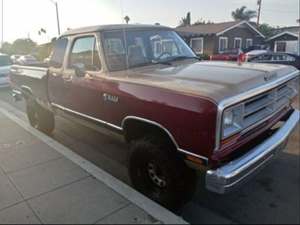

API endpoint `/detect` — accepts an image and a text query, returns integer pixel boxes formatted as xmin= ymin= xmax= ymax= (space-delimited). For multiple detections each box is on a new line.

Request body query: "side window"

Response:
xmin=69 ymin=36 xmax=101 ymax=71
xmin=50 ymin=38 xmax=68 ymax=68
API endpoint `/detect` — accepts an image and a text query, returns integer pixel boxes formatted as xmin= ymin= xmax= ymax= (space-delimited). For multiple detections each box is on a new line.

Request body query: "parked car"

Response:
xmin=248 ymin=52 xmax=300 ymax=69
xmin=16 ymin=55 xmax=40 ymax=66
xmin=10 ymin=24 xmax=300 ymax=209
xmin=10 ymin=54 xmax=22 ymax=64
xmin=242 ymin=45 xmax=268 ymax=54
xmin=245 ymin=50 xmax=269 ymax=61
xmin=0 ymin=53 xmax=12 ymax=87
xmin=210 ymin=49 xmax=241 ymax=61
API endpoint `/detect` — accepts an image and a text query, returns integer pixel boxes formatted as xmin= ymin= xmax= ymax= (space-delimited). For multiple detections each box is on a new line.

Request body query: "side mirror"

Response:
xmin=73 ymin=63 xmax=86 ymax=77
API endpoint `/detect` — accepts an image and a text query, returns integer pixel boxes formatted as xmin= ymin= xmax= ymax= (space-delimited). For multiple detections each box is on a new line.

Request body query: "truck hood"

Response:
xmin=116 ymin=61 xmax=299 ymax=103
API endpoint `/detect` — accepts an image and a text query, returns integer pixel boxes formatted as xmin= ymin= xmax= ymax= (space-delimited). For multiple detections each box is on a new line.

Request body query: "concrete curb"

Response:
xmin=0 ymin=100 xmax=188 ymax=225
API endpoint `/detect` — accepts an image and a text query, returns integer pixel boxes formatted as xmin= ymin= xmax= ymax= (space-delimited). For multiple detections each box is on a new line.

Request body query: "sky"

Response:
xmin=1 ymin=0 xmax=299 ymax=44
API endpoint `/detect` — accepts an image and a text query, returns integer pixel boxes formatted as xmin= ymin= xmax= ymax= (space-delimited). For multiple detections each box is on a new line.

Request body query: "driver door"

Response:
xmin=59 ymin=34 xmax=106 ymax=121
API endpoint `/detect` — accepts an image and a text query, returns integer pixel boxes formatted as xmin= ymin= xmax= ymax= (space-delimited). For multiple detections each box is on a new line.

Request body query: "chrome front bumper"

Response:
xmin=206 ymin=109 xmax=300 ymax=194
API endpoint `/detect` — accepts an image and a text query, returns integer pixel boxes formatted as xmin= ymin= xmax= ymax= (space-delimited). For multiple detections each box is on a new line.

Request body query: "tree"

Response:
xmin=258 ymin=23 xmax=276 ymax=38
xmin=179 ymin=12 xmax=191 ymax=27
xmin=231 ymin=6 xmax=257 ymax=21
xmin=124 ymin=16 xmax=130 ymax=24
xmin=0 ymin=42 xmax=13 ymax=55
xmin=193 ymin=19 xmax=214 ymax=25
xmin=0 ymin=39 xmax=37 ymax=55
xmin=11 ymin=39 xmax=37 ymax=55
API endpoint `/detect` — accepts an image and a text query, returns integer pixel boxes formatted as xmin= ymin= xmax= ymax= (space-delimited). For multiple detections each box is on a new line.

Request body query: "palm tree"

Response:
xmin=124 ymin=16 xmax=130 ymax=24
xmin=38 ymin=28 xmax=47 ymax=36
xmin=179 ymin=12 xmax=191 ymax=27
xmin=232 ymin=6 xmax=257 ymax=21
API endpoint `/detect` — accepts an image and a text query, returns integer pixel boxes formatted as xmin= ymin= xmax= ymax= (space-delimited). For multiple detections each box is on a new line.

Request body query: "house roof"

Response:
xmin=267 ymin=32 xmax=298 ymax=41
xmin=62 ymin=24 xmax=171 ymax=36
xmin=267 ymin=26 xmax=299 ymax=41
xmin=273 ymin=26 xmax=299 ymax=35
xmin=175 ymin=20 xmax=265 ymax=38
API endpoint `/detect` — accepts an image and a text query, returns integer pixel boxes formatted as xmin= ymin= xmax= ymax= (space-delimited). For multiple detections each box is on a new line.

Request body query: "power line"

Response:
xmin=263 ymin=9 xmax=298 ymax=14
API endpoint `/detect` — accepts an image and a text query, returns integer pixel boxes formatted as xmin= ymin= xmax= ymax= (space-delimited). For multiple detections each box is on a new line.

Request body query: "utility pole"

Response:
xmin=49 ymin=0 xmax=61 ymax=36
xmin=298 ymin=0 xmax=300 ymax=55
xmin=1 ymin=0 xmax=3 ymax=48
xmin=257 ymin=0 xmax=262 ymax=27
xmin=55 ymin=1 xmax=61 ymax=36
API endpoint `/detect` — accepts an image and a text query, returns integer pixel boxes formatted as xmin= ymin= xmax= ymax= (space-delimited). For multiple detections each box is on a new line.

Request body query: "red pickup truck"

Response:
xmin=10 ymin=24 xmax=300 ymax=209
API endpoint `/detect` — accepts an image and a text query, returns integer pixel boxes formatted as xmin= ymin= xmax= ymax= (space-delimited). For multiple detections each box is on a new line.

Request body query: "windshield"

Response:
xmin=0 ymin=55 xmax=12 ymax=67
xmin=103 ymin=29 xmax=196 ymax=71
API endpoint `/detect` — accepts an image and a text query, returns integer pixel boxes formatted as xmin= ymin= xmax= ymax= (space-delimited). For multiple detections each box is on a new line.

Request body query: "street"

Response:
xmin=0 ymin=87 xmax=299 ymax=224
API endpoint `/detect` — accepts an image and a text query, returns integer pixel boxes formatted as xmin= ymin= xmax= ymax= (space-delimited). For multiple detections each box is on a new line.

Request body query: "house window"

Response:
xmin=275 ymin=41 xmax=287 ymax=52
xmin=234 ymin=38 xmax=242 ymax=49
xmin=190 ymin=37 xmax=204 ymax=54
xmin=246 ymin=39 xmax=253 ymax=48
xmin=219 ymin=37 xmax=228 ymax=53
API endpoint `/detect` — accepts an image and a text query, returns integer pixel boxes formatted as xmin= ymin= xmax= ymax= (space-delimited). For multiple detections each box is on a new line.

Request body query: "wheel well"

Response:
xmin=123 ymin=119 xmax=178 ymax=150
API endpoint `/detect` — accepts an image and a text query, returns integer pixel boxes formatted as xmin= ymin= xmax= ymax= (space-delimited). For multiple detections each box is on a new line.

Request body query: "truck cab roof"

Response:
xmin=61 ymin=24 xmax=171 ymax=37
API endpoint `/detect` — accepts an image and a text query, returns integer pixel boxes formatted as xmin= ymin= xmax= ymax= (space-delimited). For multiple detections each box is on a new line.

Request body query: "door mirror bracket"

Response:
xmin=73 ymin=63 xmax=86 ymax=77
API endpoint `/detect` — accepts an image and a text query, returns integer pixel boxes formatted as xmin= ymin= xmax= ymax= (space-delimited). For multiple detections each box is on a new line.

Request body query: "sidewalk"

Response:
xmin=0 ymin=102 xmax=187 ymax=224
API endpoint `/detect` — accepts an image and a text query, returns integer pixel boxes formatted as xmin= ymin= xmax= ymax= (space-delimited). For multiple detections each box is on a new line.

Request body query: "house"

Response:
xmin=175 ymin=20 xmax=265 ymax=56
xmin=267 ymin=26 xmax=299 ymax=55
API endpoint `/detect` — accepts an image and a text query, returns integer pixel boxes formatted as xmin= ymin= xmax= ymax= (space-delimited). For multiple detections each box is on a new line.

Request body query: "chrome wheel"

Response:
xmin=147 ymin=163 xmax=167 ymax=188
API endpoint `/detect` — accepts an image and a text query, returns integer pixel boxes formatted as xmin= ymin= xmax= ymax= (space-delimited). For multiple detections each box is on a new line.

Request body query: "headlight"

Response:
xmin=222 ymin=104 xmax=243 ymax=139
xmin=224 ymin=111 xmax=234 ymax=127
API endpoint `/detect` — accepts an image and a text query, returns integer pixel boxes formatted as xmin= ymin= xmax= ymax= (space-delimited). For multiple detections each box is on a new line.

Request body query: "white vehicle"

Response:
xmin=16 ymin=55 xmax=39 ymax=66
xmin=245 ymin=50 xmax=269 ymax=62
xmin=10 ymin=55 xmax=22 ymax=64
xmin=0 ymin=54 xmax=12 ymax=87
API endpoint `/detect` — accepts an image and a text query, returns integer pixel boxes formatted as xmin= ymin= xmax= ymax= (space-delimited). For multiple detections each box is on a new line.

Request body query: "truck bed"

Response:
xmin=10 ymin=65 xmax=50 ymax=104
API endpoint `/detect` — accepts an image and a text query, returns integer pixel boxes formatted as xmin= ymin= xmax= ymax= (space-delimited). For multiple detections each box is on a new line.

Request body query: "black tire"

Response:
xmin=26 ymin=99 xmax=55 ymax=135
xmin=129 ymin=136 xmax=197 ymax=210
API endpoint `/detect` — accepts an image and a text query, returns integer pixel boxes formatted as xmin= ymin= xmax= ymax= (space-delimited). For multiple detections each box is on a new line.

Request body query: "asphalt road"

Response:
xmin=0 ymin=87 xmax=299 ymax=224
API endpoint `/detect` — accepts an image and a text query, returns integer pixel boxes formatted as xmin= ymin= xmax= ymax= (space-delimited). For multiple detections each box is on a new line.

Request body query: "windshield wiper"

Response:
xmin=151 ymin=60 xmax=172 ymax=66
xmin=129 ymin=61 xmax=172 ymax=69
xmin=168 ymin=56 xmax=201 ymax=62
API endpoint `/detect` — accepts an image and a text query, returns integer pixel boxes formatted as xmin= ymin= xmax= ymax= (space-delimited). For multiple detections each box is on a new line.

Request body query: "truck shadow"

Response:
xmin=186 ymin=145 xmax=300 ymax=224
xmin=53 ymin=113 xmax=300 ymax=224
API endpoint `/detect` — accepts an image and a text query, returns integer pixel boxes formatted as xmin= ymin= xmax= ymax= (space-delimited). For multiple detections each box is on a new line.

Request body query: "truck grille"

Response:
xmin=243 ymin=82 xmax=296 ymax=129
